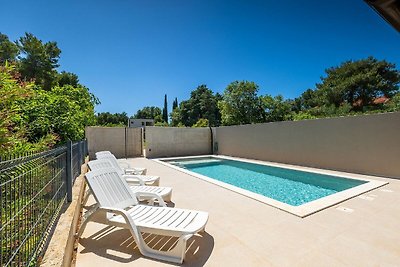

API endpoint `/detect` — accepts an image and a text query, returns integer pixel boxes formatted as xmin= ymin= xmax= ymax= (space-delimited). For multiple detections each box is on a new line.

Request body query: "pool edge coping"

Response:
xmin=153 ymin=155 xmax=389 ymax=218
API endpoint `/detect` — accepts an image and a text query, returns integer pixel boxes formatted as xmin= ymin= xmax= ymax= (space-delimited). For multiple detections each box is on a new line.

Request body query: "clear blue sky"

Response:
xmin=1 ymin=0 xmax=399 ymax=116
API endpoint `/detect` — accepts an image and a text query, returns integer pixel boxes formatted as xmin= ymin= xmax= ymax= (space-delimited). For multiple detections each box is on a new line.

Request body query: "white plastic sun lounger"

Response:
xmin=88 ymin=159 xmax=159 ymax=186
xmin=87 ymin=159 xmax=170 ymax=202
xmin=96 ymin=152 xmax=148 ymax=176
xmin=95 ymin=150 xmax=112 ymax=156
xmin=78 ymin=168 xmax=208 ymax=264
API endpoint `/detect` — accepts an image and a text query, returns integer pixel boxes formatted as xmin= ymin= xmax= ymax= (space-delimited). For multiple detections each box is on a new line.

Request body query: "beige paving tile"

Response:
xmin=294 ymin=248 xmax=350 ymax=267
xmin=322 ymin=234 xmax=400 ymax=267
xmin=75 ymin=157 xmax=400 ymax=267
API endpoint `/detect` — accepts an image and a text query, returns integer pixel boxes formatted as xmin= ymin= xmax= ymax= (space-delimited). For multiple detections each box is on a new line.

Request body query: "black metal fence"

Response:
xmin=0 ymin=140 xmax=87 ymax=266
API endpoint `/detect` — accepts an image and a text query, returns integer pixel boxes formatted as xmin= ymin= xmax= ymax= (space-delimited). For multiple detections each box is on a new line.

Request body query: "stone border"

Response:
xmin=156 ymin=155 xmax=388 ymax=217
xmin=41 ymin=160 xmax=88 ymax=267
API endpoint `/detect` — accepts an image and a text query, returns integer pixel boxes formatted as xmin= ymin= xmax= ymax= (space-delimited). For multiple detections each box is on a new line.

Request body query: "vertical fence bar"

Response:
xmin=80 ymin=141 xmax=84 ymax=164
xmin=77 ymin=141 xmax=82 ymax=167
xmin=66 ymin=140 xmax=72 ymax=202
xmin=83 ymin=139 xmax=89 ymax=158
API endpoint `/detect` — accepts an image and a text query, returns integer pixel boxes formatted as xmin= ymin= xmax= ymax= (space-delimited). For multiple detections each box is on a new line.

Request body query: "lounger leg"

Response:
xmin=76 ymin=205 xmax=99 ymax=237
xmin=128 ymin=227 xmax=192 ymax=264
xmin=82 ymin=189 xmax=91 ymax=205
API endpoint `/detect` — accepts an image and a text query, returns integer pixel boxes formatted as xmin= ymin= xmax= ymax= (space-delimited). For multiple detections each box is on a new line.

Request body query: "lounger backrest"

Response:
xmin=95 ymin=151 xmax=112 ymax=158
xmin=93 ymin=154 xmax=125 ymax=173
xmin=87 ymin=159 xmax=125 ymax=176
xmin=96 ymin=152 xmax=116 ymax=160
xmin=85 ymin=168 xmax=138 ymax=209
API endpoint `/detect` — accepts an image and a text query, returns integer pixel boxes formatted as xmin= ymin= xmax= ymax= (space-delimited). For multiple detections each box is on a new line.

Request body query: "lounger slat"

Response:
xmin=148 ymin=209 xmax=174 ymax=224
xmin=166 ymin=210 xmax=189 ymax=227
xmin=128 ymin=206 xmax=154 ymax=220
xmin=134 ymin=207 xmax=165 ymax=222
xmin=155 ymin=210 xmax=179 ymax=226
xmin=161 ymin=210 xmax=186 ymax=227
xmin=141 ymin=208 xmax=169 ymax=224
xmin=176 ymin=211 xmax=198 ymax=229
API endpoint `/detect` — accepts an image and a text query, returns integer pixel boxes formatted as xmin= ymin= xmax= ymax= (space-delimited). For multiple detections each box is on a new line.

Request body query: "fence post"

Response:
xmin=84 ymin=138 xmax=88 ymax=158
xmin=77 ymin=141 xmax=82 ymax=166
xmin=81 ymin=141 xmax=84 ymax=164
xmin=66 ymin=140 xmax=72 ymax=202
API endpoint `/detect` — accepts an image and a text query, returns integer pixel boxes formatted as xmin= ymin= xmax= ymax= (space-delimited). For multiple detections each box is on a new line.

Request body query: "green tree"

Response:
xmin=170 ymin=107 xmax=182 ymax=127
xmin=316 ymin=57 xmax=400 ymax=111
xmin=57 ymin=71 xmax=79 ymax=87
xmin=0 ymin=64 xmax=61 ymax=153
xmin=0 ymin=33 xmax=19 ymax=64
xmin=17 ymin=33 xmax=61 ymax=90
xmin=383 ymin=92 xmax=400 ymax=111
xmin=192 ymin=118 xmax=209 ymax=127
xmin=0 ymin=33 xmax=99 ymax=153
xmin=292 ymin=89 xmax=322 ymax=112
xmin=134 ymin=106 xmax=163 ymax=123
xmin=162 ymin=94 xmax=168 ymax=123
xmin=19 ymin=85 xmax=97 ymax=142
xmin=261 ymin=94 xmax=293 ymax=122
xmin=173 ymin=85 xmax=221 ymax=127
xmin=172 ymin=97 xmax=178 ymax=110
xmin=0 ymin=64 xmax=33 ymax=153
xmin=96 ymin=112 xmax=128 ymax=126
xmin=218 ymin=81 xmax=265 ymax=125
xmin=292 ymin=111 xmax=318 ymax=121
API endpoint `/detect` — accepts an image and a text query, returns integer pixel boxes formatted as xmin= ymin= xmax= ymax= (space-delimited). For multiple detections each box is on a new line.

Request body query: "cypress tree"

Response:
xmin=162 ymin=94 xmax=168 ymax=123
xmin=172 ymin=97 xmax=178 ymax=110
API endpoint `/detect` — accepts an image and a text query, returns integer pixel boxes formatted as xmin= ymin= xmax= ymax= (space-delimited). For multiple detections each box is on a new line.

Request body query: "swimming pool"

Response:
xmin=158 ymin=156 xmax=388 ymax=217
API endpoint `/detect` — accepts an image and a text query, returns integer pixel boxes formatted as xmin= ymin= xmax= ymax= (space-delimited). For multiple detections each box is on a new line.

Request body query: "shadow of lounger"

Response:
xmin=79 ymin=226 xmax=214 ymax=266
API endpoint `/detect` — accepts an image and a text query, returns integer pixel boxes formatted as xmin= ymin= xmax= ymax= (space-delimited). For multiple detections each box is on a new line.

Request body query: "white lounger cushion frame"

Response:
xmin=88 ymin=158 xmax=159 ymax=186
xmin=78 ymin=168 xmax=208 ymax=264
xmin=95 ymin=152 xmax=147 ymax=175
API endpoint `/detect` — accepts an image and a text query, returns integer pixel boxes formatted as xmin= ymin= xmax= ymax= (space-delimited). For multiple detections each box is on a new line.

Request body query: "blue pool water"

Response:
xmin=167 ymin=158 xmax=367 ymax=206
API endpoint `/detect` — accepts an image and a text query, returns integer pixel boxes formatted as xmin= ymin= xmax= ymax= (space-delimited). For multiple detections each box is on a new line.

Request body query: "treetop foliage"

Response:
xmin=218 ymin=81 xmax=265 ymax=125
xmin=96 ymin=112 xmax=128 ymax=126
xmin=0 ymin=33 xmax=98 ymax=154
xmin=0 ymin=33 xmax=19 ymax=64
xmin=133 ymin=106 xmax=163 ymax=123
xmin=315 ymin=57 xmax=400 ymax=110
xmin=17 ymin=33 xmax=61 ymax=90
xmin=170 ymin=85 xmax=221 ymax=127
xmin=3 ymin=31 xmax=398 ymax=154
xmin=58 ymin=71 xmax=80 ymax=87
xmin=168 ymin=57 xmax=399 ymax=127
xmin=172 ymin=97 xmax=178 ymax=111
xmin=134 ymin=56 xmax=399 ymax=129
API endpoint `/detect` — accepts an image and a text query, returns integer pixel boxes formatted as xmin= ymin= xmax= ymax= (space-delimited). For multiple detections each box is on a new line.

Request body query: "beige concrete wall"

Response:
xmin=215 ymin=112 xmax=400 ymax=179
xmin=85 ymin=127 xmax=142 ymax=159
xmin=144 ymin=127 xmax=211 ymax=158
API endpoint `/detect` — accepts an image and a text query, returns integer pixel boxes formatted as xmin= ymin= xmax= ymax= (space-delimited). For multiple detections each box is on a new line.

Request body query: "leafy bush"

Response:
xmin=192 ymin=118 xmax=209 ymax=127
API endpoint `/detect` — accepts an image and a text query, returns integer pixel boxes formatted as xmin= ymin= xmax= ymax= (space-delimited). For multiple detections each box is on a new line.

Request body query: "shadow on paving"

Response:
xmin=79 ymin=225 xmax=214 ymax=266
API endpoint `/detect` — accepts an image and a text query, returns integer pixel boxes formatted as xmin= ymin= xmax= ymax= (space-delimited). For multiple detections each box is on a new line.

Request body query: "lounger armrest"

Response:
xmin=124 ymin=168 xmax=145 ymax=175
xmin=99 ymin=207 xmax=139 ymax=228
xmin=134 ymin=192 xmax=167 ymax=207
xmin=123 ymin=174 xmax=145 ymax=185
xmin=118 ymin=161 xmax=132 ymax=169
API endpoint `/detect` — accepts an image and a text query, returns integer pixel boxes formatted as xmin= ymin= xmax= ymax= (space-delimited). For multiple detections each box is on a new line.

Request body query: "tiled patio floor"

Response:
xmin=76 ymin=157 xmax=400 ymax=267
